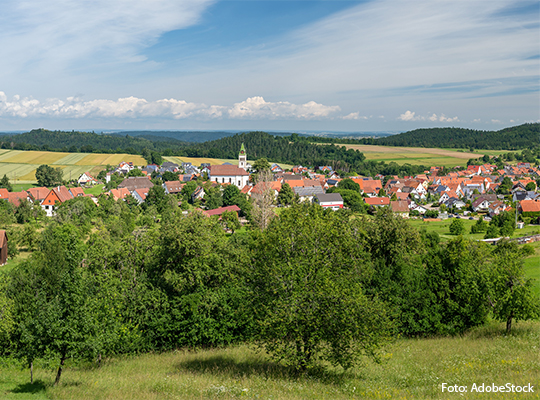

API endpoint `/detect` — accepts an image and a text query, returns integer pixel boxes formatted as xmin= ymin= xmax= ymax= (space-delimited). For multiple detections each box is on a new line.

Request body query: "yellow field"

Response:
xmin=0 ymin=150 xmax=146 ymax=184
xmin=340 ymin=144 xmax=492 ymax=167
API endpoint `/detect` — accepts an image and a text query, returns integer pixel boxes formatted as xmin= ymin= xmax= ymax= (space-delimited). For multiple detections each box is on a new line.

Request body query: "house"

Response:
xmin=0 ymin=230 xmax=7 ymax=265
xmin=118 ymin=176 xmax=154 ymax=193
xmin=203 ymin=205 xmax=241 ymax=217
xmin=472 ymin=197 xmax=493 ymax=213
xmin=41 ymin=186 xmax=73 ymax=216
xmin=390 ymin=200 xmax=409 ymax=217
xmin=163 ymin=180 xmax=184 ymax=195
xmin=208 ymin=165 xmax=250 ymax=188
xmin=117 ymin=161 xmax=134 ymax=174
xmin=519 ymin=200 xmax=540 ymax=216
xmin=270 ymin=163 xmax=283 ymax=173
xmin=488 ymin=201 xmax=506 ymax=217
xmin=0 ymin=188 xmax=9 ymax=202
xmin=365 ymin=197 xmax=390 ymax=207
xmin=251 ymin=181 xmax=281 ymax=198
xmin=27 ymin=187 xmax=50 ymax=204
xmin=192 ymin=186 xmax=205 ymax=202
xmin=69 ymin=187 xmax=85 ymax=197
xmin=513 ymin=191 xmax=538 ymax=203
xmin=77 ymin=172 xmax=97 ymax=185
xmin=315 ymin=193 xmax=344 ymax=210
xmin=294 ymin=186 xmax=324 ymax=202
xmin=8 ymin=191 xmax=30 ymax=207
xmin=108 ymin=187 xmax=131 ymax=201
xmin=132 ymin=188 xmax=150 ymax=204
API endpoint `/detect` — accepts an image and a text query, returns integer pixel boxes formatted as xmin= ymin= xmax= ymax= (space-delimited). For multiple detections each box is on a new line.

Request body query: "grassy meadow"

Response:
xmin=0 ymin=321 xmax=538 ymax=400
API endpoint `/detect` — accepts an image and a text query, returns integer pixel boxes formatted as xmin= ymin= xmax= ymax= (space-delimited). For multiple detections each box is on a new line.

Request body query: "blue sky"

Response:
xmin=0 ymin=0 xmax=538 ymax=132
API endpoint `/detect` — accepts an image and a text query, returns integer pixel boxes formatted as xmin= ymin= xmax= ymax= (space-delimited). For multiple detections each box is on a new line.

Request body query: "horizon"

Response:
xmin=0 ymin=0 xmax=538 ymax=131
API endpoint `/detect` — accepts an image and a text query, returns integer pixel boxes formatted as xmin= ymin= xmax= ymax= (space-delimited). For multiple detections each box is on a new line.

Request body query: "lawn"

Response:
xmin=0 ymin=321 xmax=538 ymax=400
xmin=523 ymin=241 xmax=540 ymax=297
xmin=407 ymin=218 xmax=540 ymax=242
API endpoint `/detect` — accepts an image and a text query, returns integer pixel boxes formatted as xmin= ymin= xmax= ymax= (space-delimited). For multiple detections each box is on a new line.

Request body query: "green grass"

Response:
xmin=408 ymin=218 xmax=540 ymax=242
xmin=524 ymin=241 xmax=540 ymax=297
xmin=82 ymin=184 xmax=105 ymax=196
xmin=1 ymin=321 xmax=539 ymax=399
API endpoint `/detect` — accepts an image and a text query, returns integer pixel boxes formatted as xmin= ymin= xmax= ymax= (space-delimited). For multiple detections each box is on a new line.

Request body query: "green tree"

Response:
xmin=252 ymin=158 xmax=270 ymax=173
xmin=0 ymin=174 xmax=12 ymax=192
xmin=127 ymin=168 xmax=144 ymax=177
xmin=470 ymin=216 xmax=488 ymax=234
xmin=204 ymin=185 xmax=223 ymax=210
xmin=161 ymin=171 xmax=179 ymax=182
xmin=251 ymin=204 xmax=394 ymax=371
xmin=449 ymin=218 xmax=465 ymax=235
xmin=525 ymin=181 xmax=536 ymax=191
xmin=489 ymin=241 xmax=539 ymax=332
xmin=277 ymin=182 xmax=294 ymax=206
xmin=223 ymin=184 xmax=240 ymax=206
xmin=484 ymin=224 xmax=500 ymax=239
xmin=338 ymin=178 xmax=360 ymax=192
xmin=181 ymin=181 xmax=198 ymax=203
xmin=144 ymin=185 xmax=168 ymax=214
xmin=35 ymin=165 xmax=63 ymax=187
xmin=220 ymin=210 xmax=241 ymax=233
xmin=8 ymin=224 xmax=100 ymax=385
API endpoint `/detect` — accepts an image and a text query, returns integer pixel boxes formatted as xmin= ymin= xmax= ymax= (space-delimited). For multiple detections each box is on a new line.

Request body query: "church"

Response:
xmin=208 ymin=143 xmax=250 ymax=189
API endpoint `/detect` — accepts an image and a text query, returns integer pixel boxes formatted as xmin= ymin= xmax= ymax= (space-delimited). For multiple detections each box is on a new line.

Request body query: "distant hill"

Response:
xmin=0 ymin=128 xmax=187 ymax=153
xmin=372 ymin=123 xmax=539 ymax=150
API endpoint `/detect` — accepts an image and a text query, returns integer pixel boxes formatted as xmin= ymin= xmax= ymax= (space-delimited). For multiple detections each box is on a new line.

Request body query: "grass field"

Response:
xmin=339 ymin=144 xmax=510 ymax=167
xmin=0 ymin=151 xmax=146 ymax=184
xmin=163 ymin=156 xmax=294 ymax=170
xmin=1 ymin=321 xmax=538 ymax=400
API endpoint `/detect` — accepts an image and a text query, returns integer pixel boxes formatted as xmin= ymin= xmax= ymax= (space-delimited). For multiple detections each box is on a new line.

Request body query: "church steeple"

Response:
xmin=238 ymin=143 xmax=247 ymax=170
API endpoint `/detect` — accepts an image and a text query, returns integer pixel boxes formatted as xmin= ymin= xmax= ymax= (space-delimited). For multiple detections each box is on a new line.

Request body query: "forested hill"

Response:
xmin=185 ymin=131 xmax=366 ymax=170
xmin=372 ymin=123 xmax=539 ymax=150
xmin=0 ymin=128 xmax=187 ymax=153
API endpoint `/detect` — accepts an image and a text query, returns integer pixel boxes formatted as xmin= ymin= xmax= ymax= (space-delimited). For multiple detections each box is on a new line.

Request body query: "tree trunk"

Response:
xmin=506 ymin=312 xmax=513 ymax=334
xmin=54 ymin=354 xmax=66 ymax=386
xmin=30 ymin=361 xmax=33 ymax=384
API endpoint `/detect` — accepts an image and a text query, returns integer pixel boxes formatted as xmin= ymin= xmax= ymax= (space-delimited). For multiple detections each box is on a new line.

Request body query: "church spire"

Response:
xmin=238 ymin=143 xmax=247 ymax=170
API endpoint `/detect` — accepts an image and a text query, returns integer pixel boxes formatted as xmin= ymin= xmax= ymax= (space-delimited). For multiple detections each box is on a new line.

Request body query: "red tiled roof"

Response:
xmin=365 ymin=197 xmax=390 ymax=206
xmin=209 ymin=165 xmax=249 ymax=176
xmin=521 ymin=200 xmax=540 ymax=213
xmin=203 ymin=205 xmax=241 ymax=216
xmin=27 ymin=187 xmax=49 ymax=201
xmin=7 ymin=191 xmax=28 ymax=207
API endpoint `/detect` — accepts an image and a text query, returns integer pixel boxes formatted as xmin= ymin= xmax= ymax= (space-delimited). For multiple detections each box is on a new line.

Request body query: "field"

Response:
xmin=0 ymin=151 xmax=146 ymax=184
xmin=163 ymin=156 xmax=294 ymax=170
xmin=0 ymin=321 xmax=538 ymax=400
xmin=339 ymin=144 xmax=510 ymax=167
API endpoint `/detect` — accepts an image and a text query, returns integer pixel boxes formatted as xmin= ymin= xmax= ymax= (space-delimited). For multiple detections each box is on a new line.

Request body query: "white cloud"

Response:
xmin=0 ymin=0 xmax=214 ymax=76
xmin=399 ymin=111 xmax=423 ymax=121
xmin=227 ymin=96 xmax=340 ymax=120
xmin=399 ymin=110 xmax=459 ymax=122
xmin=0 ymin=92 xmax=341 ymax=121
xmin=341 ymin=112 xmax=368 ymax=120
xmin=473 ymin=119 xmax=481 ymax=123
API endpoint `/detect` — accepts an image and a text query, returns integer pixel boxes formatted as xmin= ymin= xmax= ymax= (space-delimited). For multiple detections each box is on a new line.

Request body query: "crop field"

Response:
xmin=0 ymin=150 xmax=146 ymax=184
xmin=164 ymin=156 xmax=293 ymax=170
xmin=339 ymin=144 xmax=502 ymax=167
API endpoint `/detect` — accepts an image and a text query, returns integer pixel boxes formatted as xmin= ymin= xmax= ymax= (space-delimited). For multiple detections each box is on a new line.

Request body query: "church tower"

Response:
xmin=238 ymin=143 xmax=247 ymax=170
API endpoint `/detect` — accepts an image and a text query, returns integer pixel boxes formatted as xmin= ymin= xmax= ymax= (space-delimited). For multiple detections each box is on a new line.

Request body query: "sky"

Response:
xmin=0 ymin=0 xmax=538 ymax=133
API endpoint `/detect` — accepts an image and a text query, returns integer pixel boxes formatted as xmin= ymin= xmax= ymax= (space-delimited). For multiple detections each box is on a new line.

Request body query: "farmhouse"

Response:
xmin=315 ymin=193 xmax=344 ymax=210
xmin=118 ymin=176 xmax=154 ymax=193
xmin=77 ymin=172 xmax=97 ymax=185
xmin=41 ymin=186 xmax=73 ymax=217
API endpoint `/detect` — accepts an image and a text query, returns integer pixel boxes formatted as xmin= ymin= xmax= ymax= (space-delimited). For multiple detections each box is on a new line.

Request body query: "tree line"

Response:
xmin=0 ymin=199 xmax=537 ymax=384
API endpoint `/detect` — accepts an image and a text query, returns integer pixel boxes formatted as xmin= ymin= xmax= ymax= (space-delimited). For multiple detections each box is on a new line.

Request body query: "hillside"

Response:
xmin=373 ymin=123 xmax=539 ymax=150
xmin=0 ymin=128 xmax=187 ymax=154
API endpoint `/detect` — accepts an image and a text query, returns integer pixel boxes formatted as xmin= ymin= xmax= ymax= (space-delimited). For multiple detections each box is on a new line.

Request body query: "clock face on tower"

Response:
xmin=240 ymin=151 xmax=245 ymax=155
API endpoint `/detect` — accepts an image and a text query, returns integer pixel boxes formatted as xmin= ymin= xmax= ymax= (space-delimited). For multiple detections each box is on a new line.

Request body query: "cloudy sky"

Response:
xmin=0 ymin=0 xmax=538 ymax=132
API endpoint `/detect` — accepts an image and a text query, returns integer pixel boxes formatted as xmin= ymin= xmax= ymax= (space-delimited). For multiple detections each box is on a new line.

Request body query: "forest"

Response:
xmin=0 ymin=197 xmax=537 ymax=385
xmin=370 ymin=123 xmax=539 ymax=150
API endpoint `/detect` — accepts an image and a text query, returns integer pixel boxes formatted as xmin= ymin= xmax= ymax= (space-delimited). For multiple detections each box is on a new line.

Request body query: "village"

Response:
xmin=0 ymin=144 xmax=536 ymax=234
